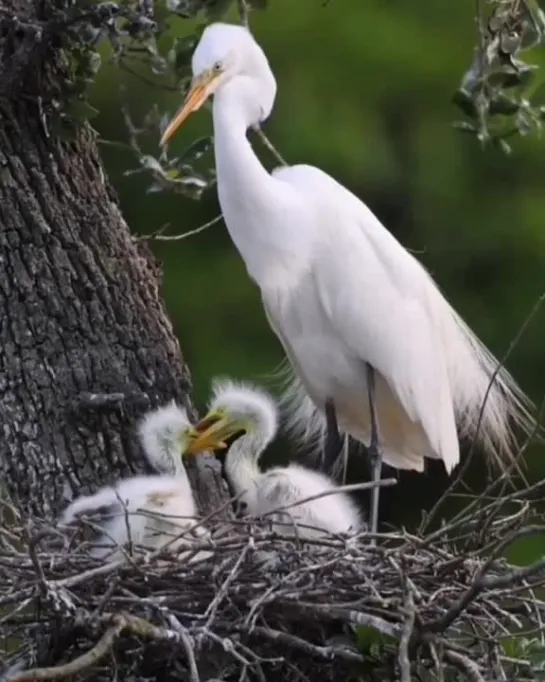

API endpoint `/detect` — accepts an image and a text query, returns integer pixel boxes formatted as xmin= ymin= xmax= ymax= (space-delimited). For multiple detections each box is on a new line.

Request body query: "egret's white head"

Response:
xmin=138 ymin=401 xmax=202 ymax=457
xmin=160 ymin=22 xmax=277 ymax=145
xmin=189 ymin=378 xmax=278 ymax=454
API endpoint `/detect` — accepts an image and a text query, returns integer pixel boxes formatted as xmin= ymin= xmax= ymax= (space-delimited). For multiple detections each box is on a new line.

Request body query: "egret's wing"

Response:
xmin=274 ymin=164 xmax=459 ymax=471
xmin=263 ymin=298 xmax=331 ymax=454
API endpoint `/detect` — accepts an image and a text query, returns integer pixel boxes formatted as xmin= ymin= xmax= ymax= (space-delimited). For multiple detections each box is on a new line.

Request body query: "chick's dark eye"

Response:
xmin=213 ymin=61 xmax=222 ymax=72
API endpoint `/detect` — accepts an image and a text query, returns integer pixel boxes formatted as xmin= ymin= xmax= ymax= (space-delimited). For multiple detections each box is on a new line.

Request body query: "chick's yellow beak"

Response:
xmin=180 ymin=426 xmax=199 ymax=456
xmin=184 ymin=412 xmax=230 ymax=455
xmin=160 ymin=71 xmax=220 ymax=146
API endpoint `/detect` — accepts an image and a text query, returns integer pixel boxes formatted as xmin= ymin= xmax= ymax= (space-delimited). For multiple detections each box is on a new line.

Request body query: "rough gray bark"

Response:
xmin=0 ymin=60 xmax=227 ymax=520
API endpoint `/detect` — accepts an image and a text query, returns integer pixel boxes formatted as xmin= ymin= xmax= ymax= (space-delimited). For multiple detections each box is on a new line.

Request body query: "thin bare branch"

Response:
xmin=6 ymin=624 xmax=122 ymax=682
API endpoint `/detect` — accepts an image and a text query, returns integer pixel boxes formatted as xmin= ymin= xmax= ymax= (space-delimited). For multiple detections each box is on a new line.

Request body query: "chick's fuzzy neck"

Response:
xmin=224 ymin=431 xmax=265 ymax=495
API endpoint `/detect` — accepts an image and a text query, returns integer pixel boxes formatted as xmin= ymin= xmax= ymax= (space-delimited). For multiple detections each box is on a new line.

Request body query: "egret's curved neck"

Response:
xmin=213 ymin=81 xmax=303 ymax=287
xmin=213 ymin=81 xmax=272 ymax=190
xmin=224 ymin=432 xmax=266 ymax=495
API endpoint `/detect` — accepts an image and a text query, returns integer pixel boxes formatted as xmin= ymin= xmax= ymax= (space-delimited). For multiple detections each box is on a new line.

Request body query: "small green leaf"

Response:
xmin=354 ymin=626 xmax=395 ymax=654
xmin=66 ymin=99 xmax=100 ymax=123
xmin=150 ymin=54 xmax=168 ymax=75
xmin=174 ymin=34 xmax=199 ymax=70
xmin=180 ymin=136 xmax=213 ymax=162
xmin=204 ymin=0 xmax=234 ymax=20
xmin=500 ymin=31 xmax=522 ymax=55
xmin=489 ymin=95 xmax=520 ymax=116
xmin=452 ymin=89 xmax=478 ymax=119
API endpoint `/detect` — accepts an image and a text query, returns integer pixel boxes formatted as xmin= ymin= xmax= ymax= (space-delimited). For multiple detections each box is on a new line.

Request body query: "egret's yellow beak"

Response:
xmin=182 ymin=426 xmax=205 ymax=456
xmin=160 ymin=70 xmax=221 ymax=146
xmin=187 ymin=411 xmax=238 ymax=455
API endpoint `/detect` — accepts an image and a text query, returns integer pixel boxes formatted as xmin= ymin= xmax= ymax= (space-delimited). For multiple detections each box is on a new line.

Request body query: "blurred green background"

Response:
xmin=92 ymin=0 xmax=544 ymax=545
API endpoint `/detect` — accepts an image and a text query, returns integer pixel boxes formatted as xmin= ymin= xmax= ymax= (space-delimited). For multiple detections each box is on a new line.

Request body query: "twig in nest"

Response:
xmin=166 ymin=615 xmax=200 ymax=682
xmin=297 ymin=603 xmax=401 ymax=639
xmin=428 ymin=641 xmax=444 ymax=682
xmin=6 ymin=623 xmax=123 ymax=682
xmin=268 ymin=478 xmax=397 ymax=516
xmin=27 ymin=527 xmax=50 ymax=598
xmin=398 ymin=584 xmax=415 ymax=682
xmin=482 ymin=544 xmax=545 ymax=589
xmin=249 ymin=626 xmax=364 ymax=663
xmin=444 ymin=649 xmax=485 ymax=682
xmin=203 ymin=539 xmax=254 ymax=629
xmin=425 ymin=524 xmax=545 ymax=634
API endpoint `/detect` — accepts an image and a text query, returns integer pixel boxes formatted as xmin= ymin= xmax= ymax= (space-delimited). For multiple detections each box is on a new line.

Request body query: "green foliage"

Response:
xmin=354 ymin=625 xmax=396 ymax=658
xmin=454 ymin=0 xmax=545 ymax=152
xmin=502 ymin=636 xmax=545 ymax=679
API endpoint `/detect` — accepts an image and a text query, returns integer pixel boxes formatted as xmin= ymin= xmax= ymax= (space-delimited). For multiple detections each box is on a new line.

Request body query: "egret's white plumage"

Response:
xmin=192 ymin=378 xmax=364 ymax=539
xmin=138 ymin=400 xmax=194 ymax=476
xmin=60 ymin=403 xmax=207 ymax=561
xmin=160 ymin=24 xmax=535 ymax=482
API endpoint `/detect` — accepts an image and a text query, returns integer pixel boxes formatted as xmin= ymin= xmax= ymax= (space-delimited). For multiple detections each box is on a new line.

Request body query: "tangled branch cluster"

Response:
xmin=2 ymin=477 xmax=545 ymax=682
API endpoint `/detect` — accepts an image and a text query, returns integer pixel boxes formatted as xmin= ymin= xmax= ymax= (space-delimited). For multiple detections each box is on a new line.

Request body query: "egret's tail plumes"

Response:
xmin=278 ymin=369 xmax=346 ymax=464
xmin=274 ymin=360 xmax=344 ymax=462
xmin=442 ymin=306 xmax=536 ymax=469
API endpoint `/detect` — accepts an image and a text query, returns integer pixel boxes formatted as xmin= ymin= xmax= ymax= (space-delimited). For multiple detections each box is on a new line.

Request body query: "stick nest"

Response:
xmin=1 ymin=481 xmax=545 ymax=682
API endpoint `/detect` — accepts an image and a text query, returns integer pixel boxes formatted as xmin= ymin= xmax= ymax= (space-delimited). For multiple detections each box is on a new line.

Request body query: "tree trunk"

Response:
xmin=0 ymin=81 xmax=227 ymax=520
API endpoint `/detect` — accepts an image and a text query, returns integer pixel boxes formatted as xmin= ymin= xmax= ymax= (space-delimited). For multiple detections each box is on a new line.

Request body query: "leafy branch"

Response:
xmin=455 ymin=0 xmax=545 ymax=151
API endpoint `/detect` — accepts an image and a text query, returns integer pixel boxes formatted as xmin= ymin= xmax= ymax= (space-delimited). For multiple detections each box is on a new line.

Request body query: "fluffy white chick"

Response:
xmin=60 ymin=402 xmax=207 ymax=562
xmin=191 ymin=379 xmax=364 ymax=540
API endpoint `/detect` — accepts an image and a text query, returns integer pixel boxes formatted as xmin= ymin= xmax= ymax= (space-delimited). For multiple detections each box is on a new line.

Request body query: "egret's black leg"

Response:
xmin=366 ymin=363 xmax=382 ymax=537
xmin=324 ymin=398 xmax=342 ymax=479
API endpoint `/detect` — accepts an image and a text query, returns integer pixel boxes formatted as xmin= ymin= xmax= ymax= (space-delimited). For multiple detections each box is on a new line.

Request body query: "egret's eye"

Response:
xmin=212 ymin=61 xmax=222 ymax=73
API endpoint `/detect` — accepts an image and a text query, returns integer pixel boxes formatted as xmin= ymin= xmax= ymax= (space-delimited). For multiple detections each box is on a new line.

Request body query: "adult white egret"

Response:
xmin=60 ymin=403 xmax=208 ymax=562
xmin=160 ymin=22 xmax=535 ymax=533
xmin=189 ymin=378 xmax=364 ymax=539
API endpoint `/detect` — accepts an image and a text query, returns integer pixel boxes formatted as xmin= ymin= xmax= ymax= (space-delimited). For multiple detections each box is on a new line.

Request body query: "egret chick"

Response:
xmin=159 ymin=23 xmax=536 ymax=534
xmin=191 ymin=379 xmax=364 ymax=540
xmin=60 ymin=403 xmax=207 ymax=562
